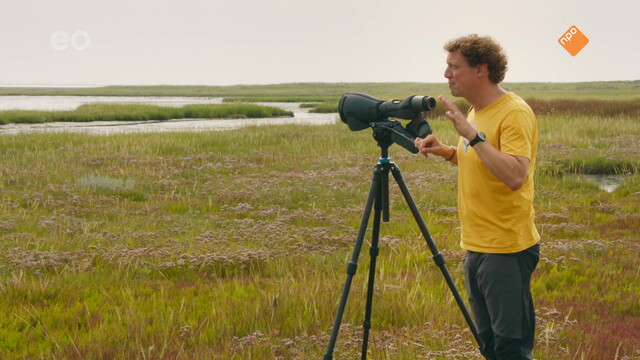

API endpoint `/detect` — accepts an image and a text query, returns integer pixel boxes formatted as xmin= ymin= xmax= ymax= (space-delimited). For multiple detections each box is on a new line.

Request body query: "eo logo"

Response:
xmin=51 ymin=31 xmax=91 ymax=51
xmin=558 ymin=25 xmax=589 ymax=56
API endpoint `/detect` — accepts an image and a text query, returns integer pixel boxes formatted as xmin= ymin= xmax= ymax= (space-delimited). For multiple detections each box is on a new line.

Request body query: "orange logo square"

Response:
xmin=558 ymin=25 xmax=589 ymax=56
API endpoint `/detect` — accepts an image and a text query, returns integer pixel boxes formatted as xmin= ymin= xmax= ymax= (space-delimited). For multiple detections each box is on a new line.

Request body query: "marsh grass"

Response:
xmin=1 ymin=80 xmax=639 ymax=100
xmin=307 ymin=102 xmax=339 ymax=113
xmin=0 ymin=103 xmax=293 ymax=125
xmin=0 ymin=97 xmax=639 ymax=359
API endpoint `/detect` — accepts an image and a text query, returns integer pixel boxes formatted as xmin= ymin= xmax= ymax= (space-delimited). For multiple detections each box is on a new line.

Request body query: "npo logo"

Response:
xmin=558 ymin=25 xmax=589 ymax=56
xmin=51 ymin=31 xmax=91 ymax=51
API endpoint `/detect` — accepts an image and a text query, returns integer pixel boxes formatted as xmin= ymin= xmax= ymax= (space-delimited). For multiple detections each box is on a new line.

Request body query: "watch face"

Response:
xmin=478 ymin=132 xmax=486 ymax=141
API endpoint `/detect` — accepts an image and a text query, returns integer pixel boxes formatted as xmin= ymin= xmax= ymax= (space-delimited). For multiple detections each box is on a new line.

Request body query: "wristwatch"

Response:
xmin=469 ymin=131 xmax=486 ymax=147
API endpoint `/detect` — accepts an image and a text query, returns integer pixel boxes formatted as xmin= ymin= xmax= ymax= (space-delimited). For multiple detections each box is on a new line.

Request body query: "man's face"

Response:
xmin=444 ymin=50 xmax=477 ymax=98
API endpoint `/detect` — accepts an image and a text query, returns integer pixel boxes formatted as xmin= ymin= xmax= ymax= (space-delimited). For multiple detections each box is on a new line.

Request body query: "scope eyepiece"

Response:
xmin=410 ymin=95 xmax=436 ymax=112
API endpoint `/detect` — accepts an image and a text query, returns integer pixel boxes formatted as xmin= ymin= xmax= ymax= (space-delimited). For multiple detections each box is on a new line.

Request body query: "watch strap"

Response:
xmin=469 ymin=132 xmax=485 ymax=147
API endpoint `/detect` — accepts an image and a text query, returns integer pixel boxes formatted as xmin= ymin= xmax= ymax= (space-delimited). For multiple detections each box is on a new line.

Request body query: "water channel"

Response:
xmin=0 ymin=96 xmax=338 ymax=135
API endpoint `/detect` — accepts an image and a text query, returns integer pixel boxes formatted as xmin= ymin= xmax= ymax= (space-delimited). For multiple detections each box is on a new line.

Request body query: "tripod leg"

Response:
xmin=381 ymin=163 xmax=390 ymax=222
xmin=324 ymin=164 xmax=382 ymax=360
xmin=361 ymin=165 xmax=386 ymax=360
xmin=389 ymin=163 xmax=484 ymax=349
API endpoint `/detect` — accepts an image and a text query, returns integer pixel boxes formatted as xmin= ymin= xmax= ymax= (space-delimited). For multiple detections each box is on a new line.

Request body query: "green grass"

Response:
xmin=0 ymin=103 xmax=293 ymax=124
xmin=307 ymin=102 xmax=339 ymax=113
xmin=1 ymin=80 xmax=639 ymax=101
xmin=0 ymin=91 xmax=639 ymax=359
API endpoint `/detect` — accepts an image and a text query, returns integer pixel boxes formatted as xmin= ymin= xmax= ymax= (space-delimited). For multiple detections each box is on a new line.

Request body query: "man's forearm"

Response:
xmin=472 ymin=141 xmax=529 ymax=191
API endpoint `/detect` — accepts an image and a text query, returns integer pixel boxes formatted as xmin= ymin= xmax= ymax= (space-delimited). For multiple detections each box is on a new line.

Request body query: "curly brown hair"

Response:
xmin=444 ymin=34 xmax=508 ymax=84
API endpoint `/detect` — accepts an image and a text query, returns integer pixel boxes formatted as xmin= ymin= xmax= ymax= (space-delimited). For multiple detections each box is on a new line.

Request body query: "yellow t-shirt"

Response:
xmin=457 ymin=92 xmax=540 ymax=253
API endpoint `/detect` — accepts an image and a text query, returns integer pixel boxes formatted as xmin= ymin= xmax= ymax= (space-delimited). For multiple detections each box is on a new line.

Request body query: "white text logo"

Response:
xmin=51 ymin=31 xmax=91 ymax=51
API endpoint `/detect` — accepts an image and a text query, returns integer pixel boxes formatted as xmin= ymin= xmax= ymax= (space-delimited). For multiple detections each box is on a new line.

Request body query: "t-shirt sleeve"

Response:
xmin=499 ymin=110 xmax=535 ymax=159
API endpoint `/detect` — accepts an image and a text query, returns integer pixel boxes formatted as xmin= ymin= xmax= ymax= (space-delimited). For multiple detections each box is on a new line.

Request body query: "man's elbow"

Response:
xmin=505 ymin=175 xmax=526 ymax=191
xmin=505 ymin=157 xmax=530 ymax=191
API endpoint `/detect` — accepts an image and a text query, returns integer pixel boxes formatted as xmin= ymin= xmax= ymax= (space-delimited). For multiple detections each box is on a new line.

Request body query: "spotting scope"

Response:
xmin=338 ymin=92 xmax=436 ymax=153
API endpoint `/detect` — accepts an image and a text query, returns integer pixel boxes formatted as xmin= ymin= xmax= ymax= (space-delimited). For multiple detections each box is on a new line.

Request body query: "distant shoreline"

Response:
xmin=0 ymin=81 xmax=638 ymax=101
xmin=1 ymin=80 xmax=638 ymax=88
xmin=0 ymin=84 xmax=100 ymax=88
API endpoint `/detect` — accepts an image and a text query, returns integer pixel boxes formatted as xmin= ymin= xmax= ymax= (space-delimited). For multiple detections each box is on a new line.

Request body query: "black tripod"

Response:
xmin=323 ymin=126 xmax=482 ymax=360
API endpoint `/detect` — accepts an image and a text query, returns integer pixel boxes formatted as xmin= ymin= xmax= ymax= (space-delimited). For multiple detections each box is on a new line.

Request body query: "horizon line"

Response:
xmin=1 ymin=79 xmax=639 ymax=89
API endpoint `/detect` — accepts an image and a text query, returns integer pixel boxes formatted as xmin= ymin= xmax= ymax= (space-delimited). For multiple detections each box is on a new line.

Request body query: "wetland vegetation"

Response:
xmin=0 ymin=82 xmax=638 ymax=359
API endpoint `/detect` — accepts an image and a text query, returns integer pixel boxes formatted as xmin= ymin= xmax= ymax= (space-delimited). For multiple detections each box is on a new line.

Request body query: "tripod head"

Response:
xmin=371 ymin=120 xmax=417 ymax=154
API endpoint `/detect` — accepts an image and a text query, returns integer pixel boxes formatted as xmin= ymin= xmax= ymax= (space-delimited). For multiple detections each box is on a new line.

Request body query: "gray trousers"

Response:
xmin=464 ymin=244 xmax=540 ymax=360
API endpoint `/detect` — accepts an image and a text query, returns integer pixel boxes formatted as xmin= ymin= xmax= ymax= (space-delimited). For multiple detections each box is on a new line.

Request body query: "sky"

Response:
xmin=1 ymin=0 xmax=638 ymax=86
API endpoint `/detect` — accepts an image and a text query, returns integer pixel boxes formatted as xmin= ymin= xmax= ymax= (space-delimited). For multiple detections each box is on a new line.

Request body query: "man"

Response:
xmin=415 ymin=34 xmax=540 ymax=360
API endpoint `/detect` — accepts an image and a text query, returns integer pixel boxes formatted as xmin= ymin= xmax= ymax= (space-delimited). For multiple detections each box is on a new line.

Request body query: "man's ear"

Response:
xmin=475 ymin=63 xmax=488 ymax=78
